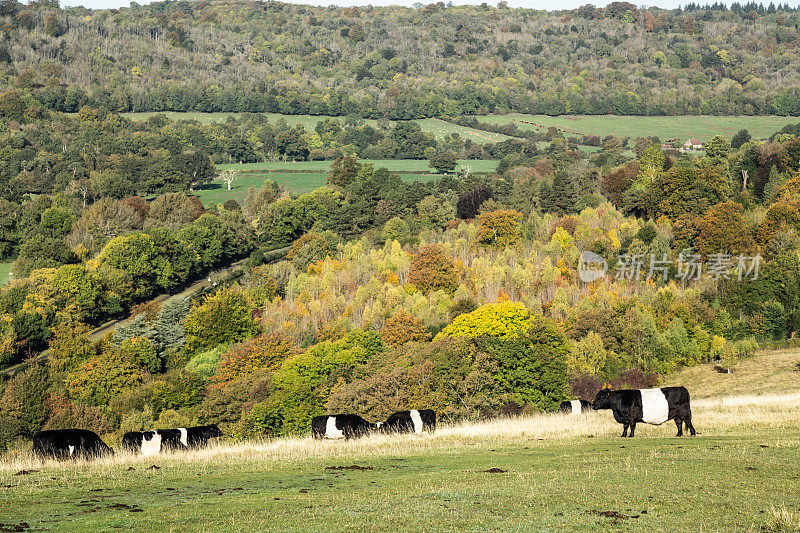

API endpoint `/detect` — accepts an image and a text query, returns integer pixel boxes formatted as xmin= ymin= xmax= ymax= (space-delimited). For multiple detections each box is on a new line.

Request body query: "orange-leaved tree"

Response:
xmin=408 ymin=243 xmax=458 ymax=294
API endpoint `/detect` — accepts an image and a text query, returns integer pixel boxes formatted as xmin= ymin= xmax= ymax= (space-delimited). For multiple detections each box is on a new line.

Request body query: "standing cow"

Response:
xmin=382 ymin=409 xmax=436 ymax=434
xmin=311 ymin=414 xmax=377 ymax=440
xmin=122 ymin=430 xmax=186 ymax=456
xmin=33 ymin=429 xmax=114 ymax=460
xmin=592 ymin=386 xmax=696 ymax=438
xmin=559 ymin=399 xmax=591 ymax=415
xmin=182 ymin=424 xmax=222 ymax=448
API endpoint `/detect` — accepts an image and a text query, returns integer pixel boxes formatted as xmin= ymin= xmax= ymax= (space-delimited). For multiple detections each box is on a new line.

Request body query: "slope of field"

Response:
xmin=1 ymin=350 xmax=799 ymax=531
xmin=123 ymin=113 xmax=513 ymax=144
xmin=664 ymin=348 xmax=800 ymax=399
xmin=478 ymin=114 xmax=799 ymax=142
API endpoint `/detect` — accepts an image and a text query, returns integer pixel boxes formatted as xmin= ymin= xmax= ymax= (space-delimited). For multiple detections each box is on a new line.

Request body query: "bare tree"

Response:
xmin=218 ymin=169 xmax=238 ymax=191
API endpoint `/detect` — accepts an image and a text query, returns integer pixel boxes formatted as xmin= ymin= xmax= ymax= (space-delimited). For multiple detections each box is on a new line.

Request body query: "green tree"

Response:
xmin=429 ymin=151 xmax=458 ymax=174
xmin=184 ymin=287 xmax=259 ymax=356
xmin=327 ymin=156 xmax=361 ymax=188
xmin=704 ymin=135 xmax=731 ymax=161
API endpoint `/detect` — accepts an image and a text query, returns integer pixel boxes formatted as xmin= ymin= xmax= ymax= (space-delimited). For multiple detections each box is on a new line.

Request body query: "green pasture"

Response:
xmin=216 ymin=159 xmax=496 ymax=173
xmin=0 ymin=261 xmax=14 ymax=286
xmin=123 ymin=113 xmax=512 ymax=144
xmin=476 ymin=114 xmax=799 ymax=142
xmin=2 ymin=430 xmax=798 ymax=532
xmin=195 ymin=166 xmax=459 ymax=204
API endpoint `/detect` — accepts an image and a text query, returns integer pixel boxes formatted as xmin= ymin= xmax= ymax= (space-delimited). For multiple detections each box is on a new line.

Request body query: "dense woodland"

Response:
xmin=4 ymin=1 xmax=800 ymax=451
xmin=4 ymin=1 xmax=800 ymax=117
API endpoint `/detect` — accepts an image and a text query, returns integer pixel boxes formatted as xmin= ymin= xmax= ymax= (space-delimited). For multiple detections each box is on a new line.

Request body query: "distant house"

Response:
xmin=682 ymin=138 xmax=703 ymax=151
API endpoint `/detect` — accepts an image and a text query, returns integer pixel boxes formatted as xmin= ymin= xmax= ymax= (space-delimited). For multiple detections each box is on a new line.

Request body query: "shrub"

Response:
xmin=185 ymin=344 xmax=230 ymax=381
xmin=67 ymin=351 xmax=143 ymax=406
xmin=567 ymin=331 xmax=608 ymax=375
xmin=436 ymin=301 xmax=532 ymax=340
xmin=195 ymin=369 xmax=273 ymax=426
xmin=473 ymin=316 xmax=570 ymax=411
xmin=568 ymin=374 xmax=603 ymax=402
xmin=0 ymin=363 xmax=50 ymax=443
xmin=48 ymin=318 xmax=96 ymax=373
xmin=380 ymin=311 xmax=430 ymax=347
xmin=44 ymin=393 xmax=118 ymax=435
xmin=118 ymin=337 xmax=160 ymax=374
xmin=211 ymin=333 xmax=295 ymax=386
xmin=610 ymin=369 xmax=660 ymax=390
xmin=449 ymin=298 xmax=477 ymax=320
xmin=408 ymin=244 xmax=458 ymax=294
xmin=184 ymin=287 xmax=259 ymax=356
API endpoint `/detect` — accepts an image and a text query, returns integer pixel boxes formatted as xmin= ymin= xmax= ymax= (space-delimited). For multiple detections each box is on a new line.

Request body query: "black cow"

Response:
xmin=382 ymin=409 xmax=436 ymax=434
xmin=592 ymin=386 xmax=696 ymax=438
xmin=122 ymin=430 xmax=186 ymax=456
xmin=559 ymin=400 xmax=591 ymax=415
xmin=182 ymin=424 xmax=222 ymax=448
xmin=311 ymin=414 xmax=376 ymax=440
xmin=33 ymin=429 xmax=114 ymax=460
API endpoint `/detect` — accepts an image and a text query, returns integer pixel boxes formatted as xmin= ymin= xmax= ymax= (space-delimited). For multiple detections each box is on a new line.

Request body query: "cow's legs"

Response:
xmin=628 ymin=422 xmax=636 ymax=437
xmin=681 ymin=405 xmax=697 ymax=436
xmin=621 ymin=424 xmax=629 ymax=437
xmin=674 ymin=417 xmax=684 ymax=437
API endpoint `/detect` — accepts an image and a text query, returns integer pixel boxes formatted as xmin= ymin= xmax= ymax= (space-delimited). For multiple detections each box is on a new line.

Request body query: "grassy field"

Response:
xmin=196 ymin=159 xmax=495 ymax=204
xmin=0 ymin=261 xmax=13 ymax=286
xmin=216 ymin=159 xmax=497 ymax=173
xmin=2 ymin=350 xmax=800 ymax=531
xmin=123 ymin=113 xmax=512 ymax=144
xmin=477 ymin=114 xmax=800 ymax=142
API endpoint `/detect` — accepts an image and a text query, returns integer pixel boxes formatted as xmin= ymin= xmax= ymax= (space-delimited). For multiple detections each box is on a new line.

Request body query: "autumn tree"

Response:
xmin=409 ymin=243 xmax=458 ymax=294
xmin=184 ymin=287 xmax=259 ymax=356
xmin=380 ymin=311 xmax=430 ymax=347
xmin=695 ymin=201 xmax=752 ymax=257
xmin=475 ymin=209 xmax=523 ymax=248
xmin=327 ymin=157 xmax=362 ymax=188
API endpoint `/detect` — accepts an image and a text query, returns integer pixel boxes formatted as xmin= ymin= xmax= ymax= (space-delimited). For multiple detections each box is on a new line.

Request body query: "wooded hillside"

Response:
xmin=3 ymin=1 xmax=800 ymax=117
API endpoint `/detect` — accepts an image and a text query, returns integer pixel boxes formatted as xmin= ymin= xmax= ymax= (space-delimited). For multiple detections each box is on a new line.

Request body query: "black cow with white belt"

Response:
xmin=311 ymin=414 xmax=377 ymax=439
xmin=33 ymin=429 xmax=114 ymax=460
xmin=382 ymin=409 xmax=436 ymax=434
xmin=592 ymin=386 xmax=696 ymax=437
xmin=559 ymin=399 xmax=591 ymax=415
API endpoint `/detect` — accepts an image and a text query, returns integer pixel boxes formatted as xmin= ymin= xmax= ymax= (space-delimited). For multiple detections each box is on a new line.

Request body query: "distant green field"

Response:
xmin=476 ymin=114 xmax=799 ymax=142
xmin=122 ymin=113 xmax=512 ymax=144
xmin=0 ymin=261 xmax=13 ymax=286
xmin=217 ymin=159 xmax=496 ymax=173
xmin=196 ymin=160 xmax=469 ymax=204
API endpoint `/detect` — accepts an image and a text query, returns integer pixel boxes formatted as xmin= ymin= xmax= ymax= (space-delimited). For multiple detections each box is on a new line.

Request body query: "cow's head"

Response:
xmin=207 ymin=424 xmax=222 ymax=438
xmin=371 ymin=422 xmax=383 ymax=432
xmin=592 ymin=385 xmax=613 ymax=410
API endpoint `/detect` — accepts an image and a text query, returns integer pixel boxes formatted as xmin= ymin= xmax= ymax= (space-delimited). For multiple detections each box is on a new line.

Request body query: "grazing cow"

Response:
xmin=33 ymin=429 xmax=114 ymax=460
xmin=311 ymin=414 xmax=376 ymax=440
xmin=382 ymin=409 xmax=436 ymax=434
xmin=559 ymin=399 xmax=591 ymax=415
xmin=592 ymin=386 xmax=696 ymax=438
xmin=181 ymin=424 xmax=222 ymax=448
xmin=121 ymin=430 xmax=186 ymax=456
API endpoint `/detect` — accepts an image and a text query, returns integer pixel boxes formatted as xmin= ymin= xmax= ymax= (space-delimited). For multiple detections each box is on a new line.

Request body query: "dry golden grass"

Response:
xmin=3 ymin=390 xmax=799 ymax=476
xmin=664 ymin=348 xmax=800 ymax=398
